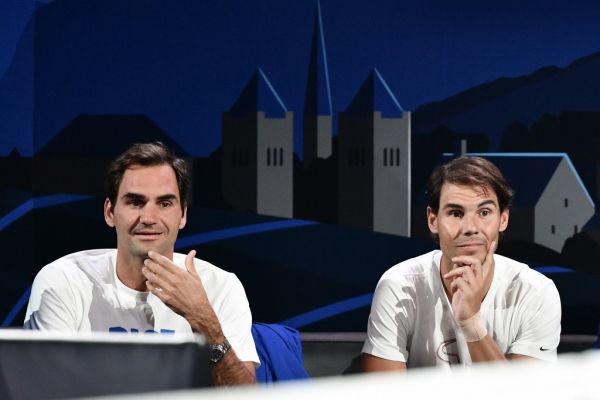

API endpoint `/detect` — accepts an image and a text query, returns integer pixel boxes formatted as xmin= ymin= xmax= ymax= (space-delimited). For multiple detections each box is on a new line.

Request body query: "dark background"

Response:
xmin=1 ymin=0 xmax=599 ymax=334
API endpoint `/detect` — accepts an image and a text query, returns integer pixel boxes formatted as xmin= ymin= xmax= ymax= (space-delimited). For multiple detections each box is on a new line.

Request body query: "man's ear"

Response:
xmin=179 ymin=206 xmax=188 ymax=229
xmin=104 ymin=198 xmax=115 ymax=227
xmin=427 ymin=206 xmax=439 ymax=235
xmin=499 ymin=208 xmax=510 ymax=233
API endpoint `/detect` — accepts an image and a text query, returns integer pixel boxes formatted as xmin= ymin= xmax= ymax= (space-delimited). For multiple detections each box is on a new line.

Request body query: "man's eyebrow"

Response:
xmin=477 ymin=199 xmax=498 ymax=208
xmin=442 ymin=203 xmax=464 ymax=210
xmin=121 ymin=192 xmax=147 ymax=201
xmin=156 ymin=194 xmax=178 ymax=202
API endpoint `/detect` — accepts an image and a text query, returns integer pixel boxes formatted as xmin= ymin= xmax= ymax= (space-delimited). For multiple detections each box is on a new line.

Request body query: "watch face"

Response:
xmin=210 ymin=348 xmax=224 ymax=363
xmin=209 ymin=340 xmax=230 ymax=364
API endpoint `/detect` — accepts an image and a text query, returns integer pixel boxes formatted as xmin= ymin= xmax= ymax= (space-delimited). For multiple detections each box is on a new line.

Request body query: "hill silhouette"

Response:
xmin=413 ymin=52 xmax=600 ymax=149
xmin=36 ymin=114 xmax=187 ymax=157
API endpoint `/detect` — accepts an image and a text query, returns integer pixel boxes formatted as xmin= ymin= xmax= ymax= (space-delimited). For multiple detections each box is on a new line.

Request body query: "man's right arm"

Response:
xmin=361 ymin=277 xmax=413 ymax=372
xmin=362 ymin=353 xmax=407 ymax=372
xmin=24 ymin=266 xmax=78 ymax=331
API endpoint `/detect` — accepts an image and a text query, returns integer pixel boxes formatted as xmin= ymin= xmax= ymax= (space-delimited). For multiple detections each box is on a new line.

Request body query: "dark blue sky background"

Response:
xmin=1 ymin=0 xmax=600 ymax=156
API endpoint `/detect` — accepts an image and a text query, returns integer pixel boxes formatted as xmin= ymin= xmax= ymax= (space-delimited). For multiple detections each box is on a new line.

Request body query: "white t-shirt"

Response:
xmin=25 ymin=249 xmax=259 ymax=365
xmin=362 ymin=250 xmax=561 ymax=368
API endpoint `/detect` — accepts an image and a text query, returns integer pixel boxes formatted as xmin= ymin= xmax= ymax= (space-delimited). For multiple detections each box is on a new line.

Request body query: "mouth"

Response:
xmin=456 ymin=242 xmax=486 ymax=251
xmin=133 ymin=231 xmax=163 ymax=240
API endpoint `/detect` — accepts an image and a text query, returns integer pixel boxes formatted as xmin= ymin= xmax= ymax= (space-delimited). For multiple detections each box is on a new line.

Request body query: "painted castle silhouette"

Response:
xmin=221 ymin=2 xmax=412 ymax=237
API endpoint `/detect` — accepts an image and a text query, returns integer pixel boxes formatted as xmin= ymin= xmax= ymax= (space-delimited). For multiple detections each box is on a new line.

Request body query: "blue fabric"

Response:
xmin=251 ymin=323 xmax=310 ymax=383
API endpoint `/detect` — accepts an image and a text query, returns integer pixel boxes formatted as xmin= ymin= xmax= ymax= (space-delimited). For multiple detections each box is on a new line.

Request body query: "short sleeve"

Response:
xmin=507 ymin=280 xmax=561 ymax=362
xmin=217 ymin=274 xmax=260 ymax=366
xmin=362 ymin=276 xmax=414 ymax=362
xmin=24 ymin=265 xmax=79 ymax=331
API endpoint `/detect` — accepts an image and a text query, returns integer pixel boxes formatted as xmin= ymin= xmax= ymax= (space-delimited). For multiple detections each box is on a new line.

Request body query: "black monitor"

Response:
xmin=0 ymin=330 xmax=211 ymax=399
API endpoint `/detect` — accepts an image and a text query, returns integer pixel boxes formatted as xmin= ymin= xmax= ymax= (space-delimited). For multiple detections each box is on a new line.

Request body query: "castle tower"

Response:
xmin=303 ymin=0 xmax=332 ymax=168
xmin=338 ymin=68 xmax=411 ymax=236
xmin=222 ymin=68 xmax=293 ymax=218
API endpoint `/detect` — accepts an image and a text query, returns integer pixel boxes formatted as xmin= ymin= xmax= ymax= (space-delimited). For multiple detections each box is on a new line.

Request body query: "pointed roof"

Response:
xmin=442 ymin=153 xmax=594 ymax=208
xmin=303 ymin=0 xmax=332 ymax=117
xmin=229 ymin=68 xmax=287 ymax=118
xmin=36 ymin=114 xmax=188 ymax=157
xmin=345 ymin=68 xmax=404 ymax=118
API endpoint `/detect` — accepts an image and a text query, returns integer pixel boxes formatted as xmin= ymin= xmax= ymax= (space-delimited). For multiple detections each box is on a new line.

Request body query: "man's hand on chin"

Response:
xmin=141 ymin=249 xmax=224 ymax=341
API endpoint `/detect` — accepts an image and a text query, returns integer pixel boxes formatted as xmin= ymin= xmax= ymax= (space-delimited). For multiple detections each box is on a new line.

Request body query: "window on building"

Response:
xmin=395 ymin=148 xmax=400 ymax=166
xmin=564 ymin=198 xmax=569 ymax=208
xmin=551 ymin=225 xmax=555 ymax=234
xmin=383 ymin=148 xmax=387 ymax=166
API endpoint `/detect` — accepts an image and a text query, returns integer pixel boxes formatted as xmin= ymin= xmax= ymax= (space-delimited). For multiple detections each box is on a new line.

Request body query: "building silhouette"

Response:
xmin=337 ymin=69 xmax=411 ymax=236
xmin=222 ymin=68 xmax=294 ymax=218
xmin=221 ymin=5 xmax=413 ymax=236
xmin=303 ymin=0 xmax=333 ymax=169
xmin=465 ymin=153 xmax=595 ymax=253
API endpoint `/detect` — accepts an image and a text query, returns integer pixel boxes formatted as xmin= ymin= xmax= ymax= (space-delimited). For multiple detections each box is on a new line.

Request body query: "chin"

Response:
xmin=455 ymin=247 xmax=486 ymax=260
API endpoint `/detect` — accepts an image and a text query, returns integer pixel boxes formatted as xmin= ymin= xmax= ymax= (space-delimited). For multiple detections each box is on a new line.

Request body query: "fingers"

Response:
xmin=443 ymin=265 xmax=475 ymax=281
xmin=147 ymin=251 xmax=178 ymax=274
xmin=185 ymin=250 xmax=198 ymax=276
xmin=142 ymin=264 xmax=173 ymax=294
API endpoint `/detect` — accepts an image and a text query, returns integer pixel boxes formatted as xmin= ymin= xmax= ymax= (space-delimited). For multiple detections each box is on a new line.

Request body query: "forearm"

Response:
xmin=467 ymin=335 xmax=507 ymax=363
xmin=212 ymin=352 xmax=256 ymax=386
xmin=188 ymin=316 xmax=255 ymax=385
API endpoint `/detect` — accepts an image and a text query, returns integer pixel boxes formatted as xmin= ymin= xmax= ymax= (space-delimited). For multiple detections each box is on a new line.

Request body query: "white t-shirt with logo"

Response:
xmin=362 ymin=250 xmax=561 ymax=368
xmin=25 ymin=249 xmax=259 ymax=365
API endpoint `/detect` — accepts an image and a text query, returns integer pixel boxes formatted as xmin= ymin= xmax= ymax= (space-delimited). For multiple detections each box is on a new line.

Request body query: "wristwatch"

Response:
xmin=208 ymin=338 xmax=231 ymax=364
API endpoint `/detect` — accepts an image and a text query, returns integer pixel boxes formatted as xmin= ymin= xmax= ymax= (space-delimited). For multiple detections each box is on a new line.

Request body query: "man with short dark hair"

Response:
xmin=362 ymin=156 xmax=561 ymax=371
xmin=25 ymin=142 xmax=258 ymax=385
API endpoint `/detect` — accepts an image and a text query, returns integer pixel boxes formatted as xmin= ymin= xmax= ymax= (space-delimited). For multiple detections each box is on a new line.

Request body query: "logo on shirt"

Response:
xmin=436 ymin=338 xmax=460 ymax=364
xmin=539 ymin=346 xmax=551 ymax=351
xmin=109 ymin=327 xmax=175 ymax=334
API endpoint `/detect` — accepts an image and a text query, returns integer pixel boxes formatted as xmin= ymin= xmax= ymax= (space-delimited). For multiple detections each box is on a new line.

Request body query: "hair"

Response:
xmin=426 ymin=156 xmax=514 ymax=214
xmin=105 ymin=141 xmax=190 ymax=213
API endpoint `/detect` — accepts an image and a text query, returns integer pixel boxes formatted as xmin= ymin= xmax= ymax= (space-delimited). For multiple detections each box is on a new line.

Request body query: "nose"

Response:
xmin=461 ymin=213 xmax=479 ymax=235
xmin=139 ymin=204 xmax=157 ymax=225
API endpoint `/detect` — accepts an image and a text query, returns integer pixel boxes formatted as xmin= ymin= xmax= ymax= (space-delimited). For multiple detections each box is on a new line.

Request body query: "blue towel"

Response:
xmin=251 ymin=323 xmax=310 ymax=383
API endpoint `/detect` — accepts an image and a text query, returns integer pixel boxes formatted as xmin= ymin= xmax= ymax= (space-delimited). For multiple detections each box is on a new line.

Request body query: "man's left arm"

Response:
xmin=466 ymin=280 xmax=561 ymax=363
xmin=142 ymin=250 xmax=256 ymax=385
xmin=447 ymin=243 xmax=561 ymax=363
xmin=503 ymin=279 xmax=561 ymax=362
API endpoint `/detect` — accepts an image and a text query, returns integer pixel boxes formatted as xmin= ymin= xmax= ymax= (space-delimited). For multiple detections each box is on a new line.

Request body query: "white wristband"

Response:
xmin=457 ymin=311 xmax=487 ymax=342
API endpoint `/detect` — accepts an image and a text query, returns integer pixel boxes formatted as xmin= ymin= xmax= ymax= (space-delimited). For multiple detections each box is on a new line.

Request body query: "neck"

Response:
xmin=115 ymin=251 xmax=148 ymax=291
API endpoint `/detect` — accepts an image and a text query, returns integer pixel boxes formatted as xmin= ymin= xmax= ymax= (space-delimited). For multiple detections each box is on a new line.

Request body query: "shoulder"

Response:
xmin=379 ymin=250 xmax=439 ymax=283
xmin=493 ymin=254 xmax=560 ymax=299
xmin=374 ymin=250 xmax=440 ymax=297
xmin=34 ymin=249 xmax=116 ymax=284
xmin=494 ymin=254 xmax=554 ymax=287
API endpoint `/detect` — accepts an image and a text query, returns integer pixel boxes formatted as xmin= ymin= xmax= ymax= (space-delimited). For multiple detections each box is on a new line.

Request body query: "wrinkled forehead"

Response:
xmin=440 ymin=183 xmax=499 ymax=207
xmin=118 ymin=164 xmax=180 ymax=198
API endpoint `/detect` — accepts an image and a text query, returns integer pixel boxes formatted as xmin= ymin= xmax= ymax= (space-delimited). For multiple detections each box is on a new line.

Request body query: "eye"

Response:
xmin=480 ymin=209 xmax=491 ymax=217
xmin=159 ymin=201 xmax=173 ymax=208
xmin=127 ymin=199 xmax=144 ymax=208
xmin=449 ymin=210 xmax=463 ymax=218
